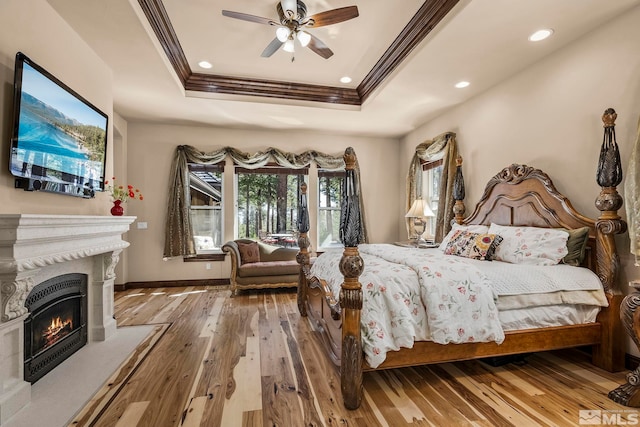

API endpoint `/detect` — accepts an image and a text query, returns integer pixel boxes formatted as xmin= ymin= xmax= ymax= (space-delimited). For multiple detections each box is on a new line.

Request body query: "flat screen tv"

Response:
xmin=9 ymin=52 xmax=108 ymax=198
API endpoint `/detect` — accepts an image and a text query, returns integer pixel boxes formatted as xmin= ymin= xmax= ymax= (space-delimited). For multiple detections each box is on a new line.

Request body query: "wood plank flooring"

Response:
xmin=71 ymin=286 xmax=638 ymax=426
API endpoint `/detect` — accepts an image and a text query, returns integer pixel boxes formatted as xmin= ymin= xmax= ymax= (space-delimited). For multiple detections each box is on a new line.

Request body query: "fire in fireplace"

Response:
xmin=24 ymin=273 xmax=88 ymax=383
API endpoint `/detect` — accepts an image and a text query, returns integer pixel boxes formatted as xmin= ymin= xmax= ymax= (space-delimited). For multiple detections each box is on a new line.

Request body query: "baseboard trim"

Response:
xmin=115 ymin=278 xmax=230 ymax=291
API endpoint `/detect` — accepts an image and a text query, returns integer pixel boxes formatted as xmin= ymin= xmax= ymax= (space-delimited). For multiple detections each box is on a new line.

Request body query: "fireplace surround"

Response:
xmin=0 ymin=214 xmax=135 ymax=425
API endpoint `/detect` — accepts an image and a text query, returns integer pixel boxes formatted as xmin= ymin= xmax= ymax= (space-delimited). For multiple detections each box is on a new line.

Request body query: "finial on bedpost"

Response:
xmin=453 ymin=156 xmax=466 ymax=225
xmin=594 ymin=108 xmax=627 ymax=292
xmin=339 ymin=147 xmax=364 ymax=409
xmin=592 ymin=108 xmax=627 ymax=375
xmin=296 ymin=181 xmax=311 ymax=317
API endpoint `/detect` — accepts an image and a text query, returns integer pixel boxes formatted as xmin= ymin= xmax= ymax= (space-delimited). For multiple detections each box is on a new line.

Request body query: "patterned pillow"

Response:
xmin=237 ymin=241 xmax=260 ymax=264
xmin=438 ymin=223 xmax=490 ymax=250
xmin=443 ymin=230 xmax=503 ymax=260
xmin=488 ymin=223 xmax=569 ymax=266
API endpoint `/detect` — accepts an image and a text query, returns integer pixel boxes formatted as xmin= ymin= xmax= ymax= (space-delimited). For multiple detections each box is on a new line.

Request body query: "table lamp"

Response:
xmin=405 ymin=198 xmax=435 ymax=246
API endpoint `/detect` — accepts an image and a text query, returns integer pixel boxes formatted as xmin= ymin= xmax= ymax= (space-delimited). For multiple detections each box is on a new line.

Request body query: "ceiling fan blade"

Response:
xmin=307 ymin=34 xmax=333 ymax=59
xmin=222 ymin=10 xmax=278 ymax=26
xmin=261 ymin=38 xmax=285 ymax=58
xmin=304 ymin=6 xmax=359 ymax=28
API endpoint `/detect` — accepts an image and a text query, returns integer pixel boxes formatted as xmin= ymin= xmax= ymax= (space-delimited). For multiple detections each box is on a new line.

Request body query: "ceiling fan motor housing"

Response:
xmin=277 ymin=0 xmax=308 ymax=23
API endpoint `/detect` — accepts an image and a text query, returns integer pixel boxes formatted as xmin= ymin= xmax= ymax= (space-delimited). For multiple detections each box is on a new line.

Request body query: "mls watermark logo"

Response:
xmin=579 ymin=409 xmax=640 ymax=425
xmin=579 ymin=410 xmax=602 ymax=425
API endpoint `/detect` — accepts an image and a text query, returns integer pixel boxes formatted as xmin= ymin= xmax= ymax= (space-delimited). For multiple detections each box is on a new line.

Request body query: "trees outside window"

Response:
xmin=318 ymin=169 xmax=345 ymax=248
xmin=236 ymin=166 xmax=307 ymax=241
xmin=189 ymin=163 xmax=223 ymax=253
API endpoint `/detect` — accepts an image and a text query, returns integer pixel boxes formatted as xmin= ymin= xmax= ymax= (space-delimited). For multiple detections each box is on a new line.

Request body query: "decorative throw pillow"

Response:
xmin=443 ymin=230 xmax=503 ymax=260
xmin=438 ymin=223 xmax=490 ymax=250
xmin=237 ymin=241 xmax=260 ymax=264
xmin=562 ymin=227 xmax=590 ymax=266
xmin=488 ymin=223 xmax=569 ymax=266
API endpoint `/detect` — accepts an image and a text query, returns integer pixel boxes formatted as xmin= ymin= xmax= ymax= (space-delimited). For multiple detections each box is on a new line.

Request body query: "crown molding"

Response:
xmin=137 ymin=0 xmax=459 ymax=106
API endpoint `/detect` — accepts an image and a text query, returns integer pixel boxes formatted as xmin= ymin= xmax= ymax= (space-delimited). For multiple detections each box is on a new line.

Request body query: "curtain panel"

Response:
xmin=406 ymin=132 xmax=458 ymax=243
xmin=624 ymin=116 xmax=640 ymax=265
xmin=164 ymin=145 xmax=368 ymax=258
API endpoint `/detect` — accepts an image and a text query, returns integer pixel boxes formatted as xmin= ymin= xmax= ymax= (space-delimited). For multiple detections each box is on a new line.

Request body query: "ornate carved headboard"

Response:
xmin=461 ymin=164 xmax=597 ymax=272
xmin=464 ymin=164 xmax=594 ymax=230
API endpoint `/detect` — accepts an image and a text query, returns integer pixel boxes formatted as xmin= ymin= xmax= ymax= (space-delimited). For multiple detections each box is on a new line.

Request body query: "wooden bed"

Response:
xmin=296 ymin=119 xmax=627 ymax=410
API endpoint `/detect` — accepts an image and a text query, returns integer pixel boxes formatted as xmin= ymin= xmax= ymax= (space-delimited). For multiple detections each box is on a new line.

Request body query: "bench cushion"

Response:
xmin=237 ymin=260 xmax=299 ymax=278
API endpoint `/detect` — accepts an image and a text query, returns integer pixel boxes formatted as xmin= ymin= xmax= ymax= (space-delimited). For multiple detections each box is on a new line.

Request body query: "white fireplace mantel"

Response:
xmin=0 ymin=214 xmax=135 ymax=425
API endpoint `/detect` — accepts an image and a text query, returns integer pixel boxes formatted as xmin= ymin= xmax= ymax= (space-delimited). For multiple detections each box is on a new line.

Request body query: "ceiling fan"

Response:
xmin=222 ymin=1 xmax=359 ymax=60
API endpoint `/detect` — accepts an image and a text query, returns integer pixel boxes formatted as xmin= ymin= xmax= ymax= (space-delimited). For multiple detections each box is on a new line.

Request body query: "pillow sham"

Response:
xmin=443 ymin=230 xmax=503 ymax=261
xmin=487 ymin=223 xmax=569 ymax=266
xmin=438 ymin=223 xmax=490 ymax=250
xmin=237 ymin=241 xmax=260 ymax=264
xmin=562 ymin=226 xmax=590 ymax=266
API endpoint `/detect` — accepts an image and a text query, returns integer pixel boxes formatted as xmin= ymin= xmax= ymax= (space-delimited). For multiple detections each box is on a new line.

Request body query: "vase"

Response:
xmin=110 ymin=200 xmax=124 ymax=216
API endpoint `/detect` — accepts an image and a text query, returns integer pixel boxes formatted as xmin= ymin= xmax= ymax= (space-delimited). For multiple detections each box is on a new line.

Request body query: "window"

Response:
xmin=422 ymin=159 xmax=443 ymax=237
xmin=235 ymin=165 xmax=307 ymax=245
xmin=318 ymin=169 xmax=345 ymax=248
xmin=189 ymin=163 xmax=223 ymax=253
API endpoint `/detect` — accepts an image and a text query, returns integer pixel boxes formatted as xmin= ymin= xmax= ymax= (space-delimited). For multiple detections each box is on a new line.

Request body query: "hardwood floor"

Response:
xmin=72 ymin=286 xmax=637 ymax=426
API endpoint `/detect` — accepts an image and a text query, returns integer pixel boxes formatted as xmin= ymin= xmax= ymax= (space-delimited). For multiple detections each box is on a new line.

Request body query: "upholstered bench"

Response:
xmin=222 ymin=239 xmax=300 ymax=295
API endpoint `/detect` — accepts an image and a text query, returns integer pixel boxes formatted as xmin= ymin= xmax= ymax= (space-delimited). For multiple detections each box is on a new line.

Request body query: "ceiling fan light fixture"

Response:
xmin=283 ymin=38 xmax=295 ymax=53
xmin=276 ymin=26 xmax=290 ymax=42
xmin=297 ymin=30 xmax=311 ymax=47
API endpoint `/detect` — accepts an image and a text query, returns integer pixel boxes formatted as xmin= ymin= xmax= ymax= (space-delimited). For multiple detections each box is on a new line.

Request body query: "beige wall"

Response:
xmin=124 ymin=123 xmax=401 ymax=282
xmin=0 ymin=0 xmax=114 ymax=215
xmin=401 ymin=6 xmax=640 ymax=353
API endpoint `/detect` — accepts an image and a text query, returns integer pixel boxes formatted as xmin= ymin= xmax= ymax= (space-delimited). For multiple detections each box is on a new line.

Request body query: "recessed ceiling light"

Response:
xmin=198 ymin=61 xmax=212 ymax=69
xmin=528 ymin=29 xmax=554 ymax=42
xmin=340 ymin=76 xmax=352 ymax=84
xmin=455 ymin=81 xmax=470 ymax=89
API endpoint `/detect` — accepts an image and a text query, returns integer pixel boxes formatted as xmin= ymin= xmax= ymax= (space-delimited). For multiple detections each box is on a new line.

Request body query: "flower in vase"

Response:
xmin=104 ymin=177 xmax=144 ymax=202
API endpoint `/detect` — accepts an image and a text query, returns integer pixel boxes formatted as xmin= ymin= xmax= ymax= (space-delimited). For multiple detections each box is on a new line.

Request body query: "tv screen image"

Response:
xmin=10 ymin=52 xmax=108 ymax=198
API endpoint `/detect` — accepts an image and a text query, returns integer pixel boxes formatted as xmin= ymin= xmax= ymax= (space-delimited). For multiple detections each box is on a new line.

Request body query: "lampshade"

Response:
xmin=297 ymin=30 xmax=311 ymax=47
xmin=276 ymin=26 xmax=290 ymax=42
xmin=405 ymin=198 xmax=435 ymax=218
xmin=283 ymin=38 xmax=295 ymax=53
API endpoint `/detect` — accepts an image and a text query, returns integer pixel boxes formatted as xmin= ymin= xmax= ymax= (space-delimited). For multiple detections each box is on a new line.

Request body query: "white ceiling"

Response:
xmin=48 ymin=0 xmax=640 ymax=138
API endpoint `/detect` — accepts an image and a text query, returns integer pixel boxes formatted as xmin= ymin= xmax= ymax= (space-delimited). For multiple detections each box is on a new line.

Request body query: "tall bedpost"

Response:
xmin=591 ymin=108 xmax=627 ymax=374
xmin=598 ymin=108 xmax=640 ymax=405
xmin=296 ymin=182 xmax=311 ymax=317
xmin=339 ymin=147 xmax=364 ymax=410
xmin=453 ymin=156 xmax=466 ymax=225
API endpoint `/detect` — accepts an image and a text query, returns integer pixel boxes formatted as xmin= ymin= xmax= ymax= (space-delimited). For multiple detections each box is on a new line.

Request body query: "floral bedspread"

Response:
xmin=309 ymin=244 xmax=505 ymax=368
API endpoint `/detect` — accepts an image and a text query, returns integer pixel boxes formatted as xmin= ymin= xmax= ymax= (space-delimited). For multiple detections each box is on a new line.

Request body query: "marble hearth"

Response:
xmin=0 ymin=214 xmax=135 ymax=425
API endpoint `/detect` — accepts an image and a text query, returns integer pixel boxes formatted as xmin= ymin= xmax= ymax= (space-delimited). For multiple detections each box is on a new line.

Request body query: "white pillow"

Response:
xmin=438 ymin=223 xmax=489 ymax=250
xmin=487 ymin=223 xmax=569 ymax=266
